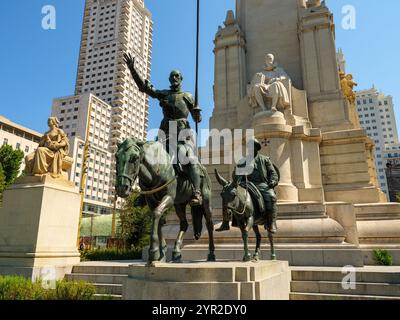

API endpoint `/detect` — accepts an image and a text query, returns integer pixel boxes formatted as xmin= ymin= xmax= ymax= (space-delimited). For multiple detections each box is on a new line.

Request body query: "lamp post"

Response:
xmin=111 ymin=195 xmax=118 ymax=244
xmin=90 ymin=213 xmax=94 ymax=249
xmin=76 ymin=103 xmax=93 ymax=249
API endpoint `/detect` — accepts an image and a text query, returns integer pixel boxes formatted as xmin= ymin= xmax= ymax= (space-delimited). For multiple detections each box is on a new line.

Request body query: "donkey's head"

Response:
xmin=115 ymin=138 xmax=145 ymax=198
xmin=214 ymin=169 xmax=243 ymax=216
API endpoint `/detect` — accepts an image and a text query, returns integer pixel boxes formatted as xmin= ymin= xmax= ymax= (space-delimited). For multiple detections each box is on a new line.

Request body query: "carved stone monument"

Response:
xmin=0 ymin=117 xmax=81 ymax=280
xmin=162 ymin=0 xmax=400 ymax=267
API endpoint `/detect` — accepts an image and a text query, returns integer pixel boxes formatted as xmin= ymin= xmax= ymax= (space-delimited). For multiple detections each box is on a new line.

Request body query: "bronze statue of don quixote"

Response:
xmin=115 ymin=1 xmax=278 ymax=264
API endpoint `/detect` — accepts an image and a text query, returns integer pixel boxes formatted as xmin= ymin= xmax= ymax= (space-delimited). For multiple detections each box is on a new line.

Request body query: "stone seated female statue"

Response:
xmin=25 ymin=117 xmax=71 ymax=179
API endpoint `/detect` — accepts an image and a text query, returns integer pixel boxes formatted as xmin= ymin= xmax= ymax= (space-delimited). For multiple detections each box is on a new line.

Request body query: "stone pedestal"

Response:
xmin=355 ymin=203 xmax=400 ymax=244
xmin=320 ymin=130 xmax=386 ymax=204
xmin=251 ymin=111 xmax=324 ymax=203
xmin=160 ymin=202 xmax=364 ymax=267
xmin=0 ymin=175 xmax=81 ymax=280
xmin=123 ymin=261 xmax=291 ymax=300
xmin=203 ymin=0 xmax=400 ymax=268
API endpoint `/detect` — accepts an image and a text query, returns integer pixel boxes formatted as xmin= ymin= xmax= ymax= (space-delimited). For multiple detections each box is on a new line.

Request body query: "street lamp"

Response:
xmin=76 ymin=103 xmax=93 ymax=248
xmin=111 ymin=195 xmax=118 ymax=243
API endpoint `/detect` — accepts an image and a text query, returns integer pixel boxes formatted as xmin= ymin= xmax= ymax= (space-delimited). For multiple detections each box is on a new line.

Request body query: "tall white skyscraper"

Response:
xmin=356 ymin=87 xmax=400 ymax=197
xmin=52 ymin=0 xmax=153 ymax=215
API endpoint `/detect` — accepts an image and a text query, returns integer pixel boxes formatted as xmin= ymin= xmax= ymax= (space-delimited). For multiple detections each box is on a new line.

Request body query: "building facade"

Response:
xmin=0 ymin=115 xmax=42 ymax=173
xmin=384 ymin=143 xmax=400 ymax=202
xmin=356 ymin=87 xmax=399 ymax=197
xmin=52 ymin=0 xmax=153 ymax=216
xmin=74 ymin=0 xmax=152 ymax=142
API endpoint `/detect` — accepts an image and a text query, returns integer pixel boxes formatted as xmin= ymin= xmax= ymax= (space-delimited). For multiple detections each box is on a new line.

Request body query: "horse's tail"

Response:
xmin=191 ymin=206 xmax=204 ymax=240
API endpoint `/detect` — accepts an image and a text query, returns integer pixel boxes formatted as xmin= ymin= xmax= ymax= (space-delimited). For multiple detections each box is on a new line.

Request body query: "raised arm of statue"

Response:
xmin=124 ymin=53 xmax=164 ymax=100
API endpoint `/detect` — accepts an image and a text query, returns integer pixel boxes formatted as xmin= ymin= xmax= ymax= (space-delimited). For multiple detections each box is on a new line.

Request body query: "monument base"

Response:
xmin=123 ymin=261 xmax=291 ymax=300
xmin=0 ymin=175 xmax=81 ymax=280
xmin=179 ymin=243 xmax=364 ymax=267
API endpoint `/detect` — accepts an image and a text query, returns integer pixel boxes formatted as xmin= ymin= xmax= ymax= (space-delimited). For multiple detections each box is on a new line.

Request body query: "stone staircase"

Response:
xmin=290 ymin=266 xmax=400 ymax=300
xmin=65 ymin=261 xmax=135 ymax=300
xmin=65 ymin=262 xmax=400 ymax=300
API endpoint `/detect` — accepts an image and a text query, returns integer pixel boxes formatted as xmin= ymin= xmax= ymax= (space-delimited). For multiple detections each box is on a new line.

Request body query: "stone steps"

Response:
xmin=65 ymin=273 xmax=128 ymax=285
xmin=65 ymin=261 xmax=134 ymax=300
xmin=291 ymin=269 xmax=400 ymax=283
xmin=94 ymin=283 xmax=123 ymax=295
xmin=290 ymin=267 xmax=400 ymax=300
xmin=94 ymin=294 xmax=122 ymax=300
xmin=291 ymin=281 xmax=400 ymax=297
xmin=65 ymin=262 xmax=400 ymax=300
xmin=72 ymin=265 xmax=130 ymax=275
xmin=290 ymin=292 xmax=400 ymax=300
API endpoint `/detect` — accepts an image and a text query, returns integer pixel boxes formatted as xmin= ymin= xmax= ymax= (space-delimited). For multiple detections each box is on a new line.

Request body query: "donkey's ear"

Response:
xmin=214 ymin=169 xmax=229 ymax=187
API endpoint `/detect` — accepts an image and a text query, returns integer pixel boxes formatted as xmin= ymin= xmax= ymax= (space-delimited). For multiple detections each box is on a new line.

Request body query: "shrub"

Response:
xmin=53 ymin=280 xmax=96 ymax=300
xmin=0 ymin=276 xmax=96 ymax=300
xmin=373 ymin=249 xmax=393 ymax=266
xmin=80 ymin=247 xmax=142 ymax=261
xmin=0 ymin=276 xmax=47 ymax=300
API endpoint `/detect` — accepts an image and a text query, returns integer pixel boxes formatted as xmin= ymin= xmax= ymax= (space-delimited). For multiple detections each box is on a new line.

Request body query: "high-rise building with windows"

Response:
xmin=52 ymin=0 xmax=153 ymax=216
xmin=356 ymin=87 xmax=400 ymax=197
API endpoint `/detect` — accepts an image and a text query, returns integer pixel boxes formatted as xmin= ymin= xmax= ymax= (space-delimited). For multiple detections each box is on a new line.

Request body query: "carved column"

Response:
xmin=211 ymin=10 xmax=247 ymax=131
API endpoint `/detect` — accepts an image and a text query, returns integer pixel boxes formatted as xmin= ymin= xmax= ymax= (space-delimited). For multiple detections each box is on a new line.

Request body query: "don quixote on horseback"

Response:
xmin=115 ymin=51 xmax=215 ymax=264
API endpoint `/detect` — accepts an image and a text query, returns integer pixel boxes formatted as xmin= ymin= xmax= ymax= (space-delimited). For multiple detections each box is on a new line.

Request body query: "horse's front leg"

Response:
xmin=158 ymin=215 xmax=167 ymax=263
xmin=268 ymin=231 xmax=276 ymax=261
xmin=252 ymin=225 xmax=261 ymax=261
xmin=148 ymin=195 xmax=174 ymax=264
xmin=172 ymin=204 xmax=188 ymax=263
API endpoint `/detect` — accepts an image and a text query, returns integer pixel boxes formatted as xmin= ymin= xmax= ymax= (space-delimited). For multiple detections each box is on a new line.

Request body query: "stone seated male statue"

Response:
xmin=248 ymin=53 xmax=291 ymax=114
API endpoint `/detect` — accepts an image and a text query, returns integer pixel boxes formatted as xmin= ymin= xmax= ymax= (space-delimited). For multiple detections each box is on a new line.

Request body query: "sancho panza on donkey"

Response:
xmin=215 ymin=138 xmax=280 ymax=261
xmin=115 ymin=54 xmax=215 ymax=264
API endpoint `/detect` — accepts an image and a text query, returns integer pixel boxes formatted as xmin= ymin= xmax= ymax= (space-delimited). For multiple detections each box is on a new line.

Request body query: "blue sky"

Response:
xmin=0 ymin=0 xmax=399 ymax=138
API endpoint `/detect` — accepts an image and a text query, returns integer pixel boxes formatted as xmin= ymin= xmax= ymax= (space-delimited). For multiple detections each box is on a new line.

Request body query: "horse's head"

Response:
xmin=215 ymin=169 xmax=241 ymax=216
xmin=115 ymin=138 xmax=145 ymax=198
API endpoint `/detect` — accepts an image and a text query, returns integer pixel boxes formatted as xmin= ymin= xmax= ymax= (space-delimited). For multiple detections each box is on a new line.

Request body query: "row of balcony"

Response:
xmin=112 ymin=113 xmax=123 ymax=122
xmin=115 ymin=82 xmax=125 ymax=91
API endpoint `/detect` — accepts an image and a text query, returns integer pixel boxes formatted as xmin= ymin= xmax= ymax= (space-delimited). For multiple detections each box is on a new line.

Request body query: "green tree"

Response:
xmin=0 ymin=164 xmax=6 ymax=205
xmin=0 ymin=145 xmax=24 ymax=186
xmin=117 ymin=194 xmax=152 ymax=249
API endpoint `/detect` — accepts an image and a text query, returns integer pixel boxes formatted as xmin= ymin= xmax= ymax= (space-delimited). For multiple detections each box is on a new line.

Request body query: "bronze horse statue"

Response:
xmin=215 ymin=169 xmax=278 ymax=262
xmin=115 ymin=138 xmax=215 ymax=263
